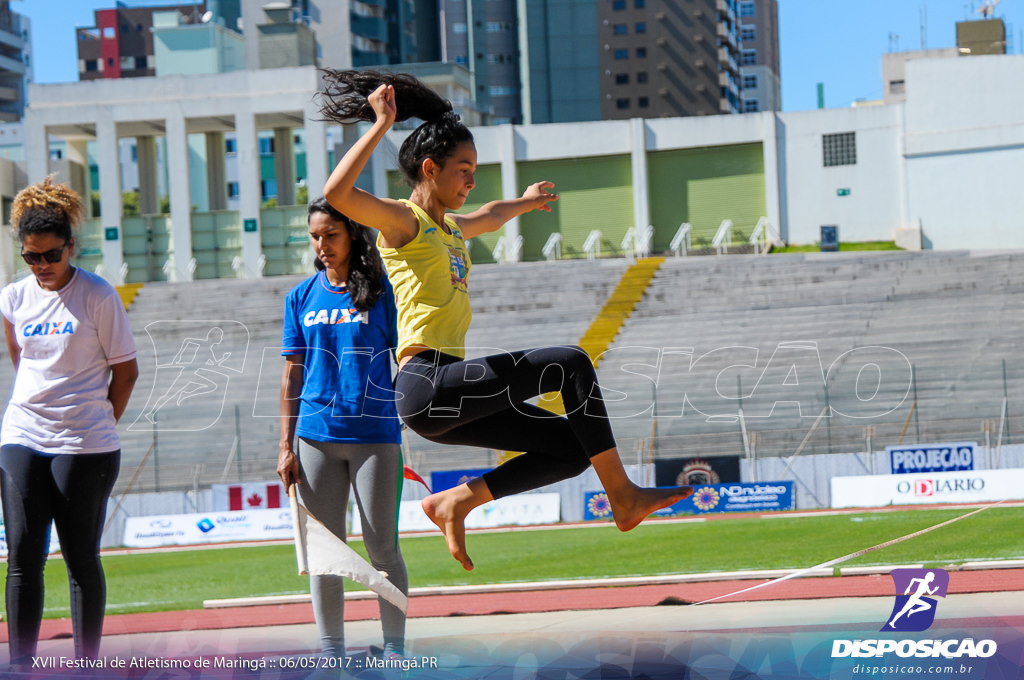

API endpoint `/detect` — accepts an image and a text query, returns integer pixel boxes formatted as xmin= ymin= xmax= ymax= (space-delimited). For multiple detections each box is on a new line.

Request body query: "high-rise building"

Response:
xmin=438 ymin=0 xmax=521 ymax=124
xmin=0 ymin=1 xmax=30 ymax=122
xmin=519 ymin=0 xmax=601 ymax=124
xmin=76 ymin=3 xmax=206 ymax=81
xmin=737 ymin=0 xmax=780 ymax=112
xmin=598 ymin=0 xmax=742 ymax=120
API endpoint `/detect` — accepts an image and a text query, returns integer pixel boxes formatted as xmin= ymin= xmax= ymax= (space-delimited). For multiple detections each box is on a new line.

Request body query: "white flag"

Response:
xmin=289 ymin=486 xmax=409 ymax=613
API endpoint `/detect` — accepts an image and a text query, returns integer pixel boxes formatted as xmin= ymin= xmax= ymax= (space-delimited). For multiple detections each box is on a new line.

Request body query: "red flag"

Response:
xmin=403 ymin=465 xmax=432 ymax=493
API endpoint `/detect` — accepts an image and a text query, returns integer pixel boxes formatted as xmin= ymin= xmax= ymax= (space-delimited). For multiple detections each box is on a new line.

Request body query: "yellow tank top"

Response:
xmin=378 ymin=200 xmax=472 ymax=359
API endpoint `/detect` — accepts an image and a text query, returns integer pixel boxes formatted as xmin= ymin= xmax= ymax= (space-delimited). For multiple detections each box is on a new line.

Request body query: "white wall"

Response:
xmin=903 ymin=55 xmax=1024 ymax=250
xmin=777 ymin=105 xmax=905 ymax=246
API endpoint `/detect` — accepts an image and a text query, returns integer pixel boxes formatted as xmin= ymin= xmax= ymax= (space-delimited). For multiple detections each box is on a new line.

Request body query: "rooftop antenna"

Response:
xmin=978 ymin=0 xmax=1003 ymax=18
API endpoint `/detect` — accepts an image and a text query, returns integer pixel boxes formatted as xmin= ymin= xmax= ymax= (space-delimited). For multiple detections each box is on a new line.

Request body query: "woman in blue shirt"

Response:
xmin=278 ymin=197 xmax=407 ymax=661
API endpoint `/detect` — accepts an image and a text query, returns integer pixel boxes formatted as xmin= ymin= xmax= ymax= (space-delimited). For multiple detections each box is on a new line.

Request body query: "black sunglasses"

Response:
xmin=21 ymin=242 xmax=68 ymax=266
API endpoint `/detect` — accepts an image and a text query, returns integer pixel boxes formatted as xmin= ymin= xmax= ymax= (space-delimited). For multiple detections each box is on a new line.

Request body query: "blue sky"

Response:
xmin=13 ymin=0 xmax=1024 ymax=112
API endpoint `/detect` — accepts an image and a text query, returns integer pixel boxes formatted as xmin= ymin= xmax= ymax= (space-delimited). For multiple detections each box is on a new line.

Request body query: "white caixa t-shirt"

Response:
xmin=0 ymin=268 xmax=137 ymax=454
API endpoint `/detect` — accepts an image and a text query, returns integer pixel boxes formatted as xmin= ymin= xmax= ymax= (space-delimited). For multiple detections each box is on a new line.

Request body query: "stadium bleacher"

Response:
xmin=0 ymin=249 xmax=1020 ymax=495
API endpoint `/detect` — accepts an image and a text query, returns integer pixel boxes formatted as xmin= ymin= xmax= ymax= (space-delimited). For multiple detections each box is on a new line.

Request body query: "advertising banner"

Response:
xmin=123 ymin=508 xmax=294 ymax=548
xmin=354 ymin=493 xmax=562 ymax=535
xmin=430 ymin=469 xmax=490 ymax=493
xmin=583 ymin=481 xmax=794 ymax=520
xmin=831 ymin=467 xmax=1024 ymax=508
xmin=887 ymin=442 xmax=976 ymax=474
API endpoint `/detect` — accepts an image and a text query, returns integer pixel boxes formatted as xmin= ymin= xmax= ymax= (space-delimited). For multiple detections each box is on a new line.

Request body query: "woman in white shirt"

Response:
xmin=0 ymin=177 xmax=138 ymax=668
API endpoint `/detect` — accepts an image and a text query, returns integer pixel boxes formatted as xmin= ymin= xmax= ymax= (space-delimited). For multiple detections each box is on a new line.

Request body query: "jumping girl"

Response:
xmin=318 ymin=70 xmax=693 ymax=571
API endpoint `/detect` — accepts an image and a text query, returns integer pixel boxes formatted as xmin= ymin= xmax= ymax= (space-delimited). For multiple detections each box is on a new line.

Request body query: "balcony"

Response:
xmin=351 ymin=13 xmax=387 ymax=42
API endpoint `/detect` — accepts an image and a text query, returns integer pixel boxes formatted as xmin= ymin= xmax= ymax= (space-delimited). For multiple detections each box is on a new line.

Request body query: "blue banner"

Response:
xmin=887 ymin=442 xmax=976 ymax=474
xmin=583 ymin=481 xmax=795 ymax=520
xmin=430 ymin=468 xmax=490 ymax=493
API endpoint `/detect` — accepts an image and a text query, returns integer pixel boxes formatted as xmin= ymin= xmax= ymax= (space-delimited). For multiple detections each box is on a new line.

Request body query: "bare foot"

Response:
xmin=421 ymin=491 xmax=475 ymax=571
xmin=610 ymin=485 xmax=694 ymax=532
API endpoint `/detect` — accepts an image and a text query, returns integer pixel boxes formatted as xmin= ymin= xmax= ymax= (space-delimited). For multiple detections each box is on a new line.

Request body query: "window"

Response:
xmin=636 ymin=47 xmax=647 ymax=58
xmin=613 ymin=0 xmax=626 ymax=9
xmin=635 ymin=0 xmax=645 ymax=7
xmin=135 ymin=56 xmax=147 ymax=70
xmin=741 ymin=49 xmax=757 ymax=65
xmin=635 ymin=22 xmax=646 ymax=33
xmin=615 ymin=73 xmax=629 ymax=85
xmin=613 ymin=23 xmax=628 ymax=35
xmin=740 ymin=26 xmax=756 ymax=42
xmin=259 ymin=137 xmax=275 ymax=155
xmin=489 ymin=86 xmax=518 ymax=96
xmin=227 ymin=182 xmax=240 ymax=198
xmin=889 ymin=79 xmax=905 ymax=95
xmin=739 ymin=1 xmax=755 ymax=17
xmin=261 ymin=179 xmax=278 ymax=199
xmin=225 ymin=138 xmax=237 ymax=154
xmin=742 ymin=74 xmax=758 ymax=89
xmin=616 ymin=98 xmax=630 ymax=110
xmin=107 ymin=57 xmax=115 ymax=67
xmin=743 ymin=99 xmax=759 ymax=112
xmin=638 ymin=96 xmax=649 ymax=108
xmin=637 ymin=71 xmax=649 ymax=83
xmin=823 ymin=132 xmax=857 ymax=167
xmin=102 ymin=27 xmax=115 ymax=39
xmin=84 ymin=59 xmax=98 ymax=72
xmin=614 ymin=49 xmax=628 ymax=59
xmin=453 ymin=22 xmax=468 ymax=33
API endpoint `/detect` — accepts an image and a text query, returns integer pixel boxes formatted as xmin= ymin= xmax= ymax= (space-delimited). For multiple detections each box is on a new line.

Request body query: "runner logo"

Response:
xmin=882 ymin=568 xmax=949 ymax=632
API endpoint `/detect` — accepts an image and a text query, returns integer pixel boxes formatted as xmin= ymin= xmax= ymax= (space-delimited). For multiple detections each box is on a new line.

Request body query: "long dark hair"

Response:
xmin=308 ymin=197 xmax=384 ymax=313
xmin=317 ymin=69 xmax=475 ymax=187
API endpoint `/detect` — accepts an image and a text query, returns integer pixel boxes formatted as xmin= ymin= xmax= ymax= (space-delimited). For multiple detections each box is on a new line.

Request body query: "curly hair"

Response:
xmin=316 ymin=69 xmax=474 ymax=187
xmin=10 ymin=175 xmax=84 ymax=243
xmin=308 ymin=197 xmax=385 ymax=313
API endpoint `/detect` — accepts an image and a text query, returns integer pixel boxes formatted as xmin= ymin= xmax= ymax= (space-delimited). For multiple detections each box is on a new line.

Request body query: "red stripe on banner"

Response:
xmin=266 ymin=484 xmax=281 ymax=509
xmin=228 ymin=486 xmax=242 ymax=511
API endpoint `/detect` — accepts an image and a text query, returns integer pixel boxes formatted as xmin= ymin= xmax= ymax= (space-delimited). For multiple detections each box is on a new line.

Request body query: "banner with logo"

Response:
xmin=887 ymin=442 xmax=976 ymax=474
xmin=831 ymin=467 xmax=1024 ymax=508
xmin=123 ymin=508 xmax=294 ymax=548
xmin=430 ymin=468 xmax=490 ymax=493
xmin=212 ymin=481 xmax=286 ymax=511
xmin=353 ymin=493 xmax=561 ymax=535
xmin=654 ymin=456 xmax=741 ymax=486
xmin=583 ymin=482 xmax=794 ymax=520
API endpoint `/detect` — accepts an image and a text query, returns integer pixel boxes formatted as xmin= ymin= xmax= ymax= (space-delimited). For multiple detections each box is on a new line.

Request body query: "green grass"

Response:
xmin=771 ymin=241 xmax=904 ymax=253
xmin=21 ymin=506 xmax=1023 ymax=618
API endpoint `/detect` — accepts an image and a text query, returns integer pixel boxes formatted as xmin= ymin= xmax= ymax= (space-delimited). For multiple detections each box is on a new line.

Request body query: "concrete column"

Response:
xmin=165 ymin=107 xmax=194 ymax=281
xmin=235 ymin=111 xmax=263 ymax=277
xmin=761 ymin=111 xmax=783 ymax=240
xmin=137 ymin=136 xmax=159 ymax=215
xmin=64 ymin=140 xmax=91 ymax=215
xmin=302 ymin=100 xmax=328 ymax=204
xmin=95 ymin=115 xmax=125 ymax=283
xmin=630 ymin=117 xmax=650 ymax=244
xmin=273 ymin=127 xmax=295 ymax=206
xmin=498 ymin=123 xmax=520 ymax=262
xmin=25 ymin=117 xmax=48 ymax=185
xmin=205 ymin=132 xmax=227 ymax=211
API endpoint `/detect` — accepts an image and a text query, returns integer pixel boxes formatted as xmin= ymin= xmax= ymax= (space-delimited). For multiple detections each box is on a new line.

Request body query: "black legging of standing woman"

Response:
xmin=0 ymin=445 xmax=120 ymax=663
xmin=395 ymin=345 xmax=617 ymax=498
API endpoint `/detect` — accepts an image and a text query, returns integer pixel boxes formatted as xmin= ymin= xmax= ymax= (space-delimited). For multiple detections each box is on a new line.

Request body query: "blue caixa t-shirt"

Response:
xmin=281 ymin=271 xmax=401 ymax=444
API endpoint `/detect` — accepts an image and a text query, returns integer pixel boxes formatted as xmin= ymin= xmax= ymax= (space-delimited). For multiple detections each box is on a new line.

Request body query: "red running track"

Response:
xmin=5 ymin=568 xmax=1022 ymax=644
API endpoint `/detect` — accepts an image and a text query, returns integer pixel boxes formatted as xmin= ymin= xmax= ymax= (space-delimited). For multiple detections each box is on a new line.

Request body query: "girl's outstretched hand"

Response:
xmin=368 ymin=83 xmax=397 ymax=127
xmin=524 ymin=181 xmax=558 ymax=212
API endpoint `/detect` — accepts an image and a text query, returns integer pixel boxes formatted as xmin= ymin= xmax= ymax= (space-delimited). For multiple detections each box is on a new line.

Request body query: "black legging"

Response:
xmin=0 ymin=445 xmax=119 ymax=663
xmin=395 ymin=346 xmax=617 ymax=498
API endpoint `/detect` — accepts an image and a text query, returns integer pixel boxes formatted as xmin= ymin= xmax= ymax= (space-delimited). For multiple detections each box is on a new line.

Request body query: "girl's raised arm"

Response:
xmin=323 ymin=84 xmax=418 ymax=249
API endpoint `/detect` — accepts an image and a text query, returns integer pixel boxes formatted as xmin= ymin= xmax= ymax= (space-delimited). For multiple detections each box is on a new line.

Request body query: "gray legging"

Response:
xmin=296 ymin=438 xmax=408 ymax=657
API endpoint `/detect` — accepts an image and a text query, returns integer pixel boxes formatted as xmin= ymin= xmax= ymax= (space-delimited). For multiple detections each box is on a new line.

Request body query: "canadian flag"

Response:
xmin=228 ymin=482 xmax=284 ymax=511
